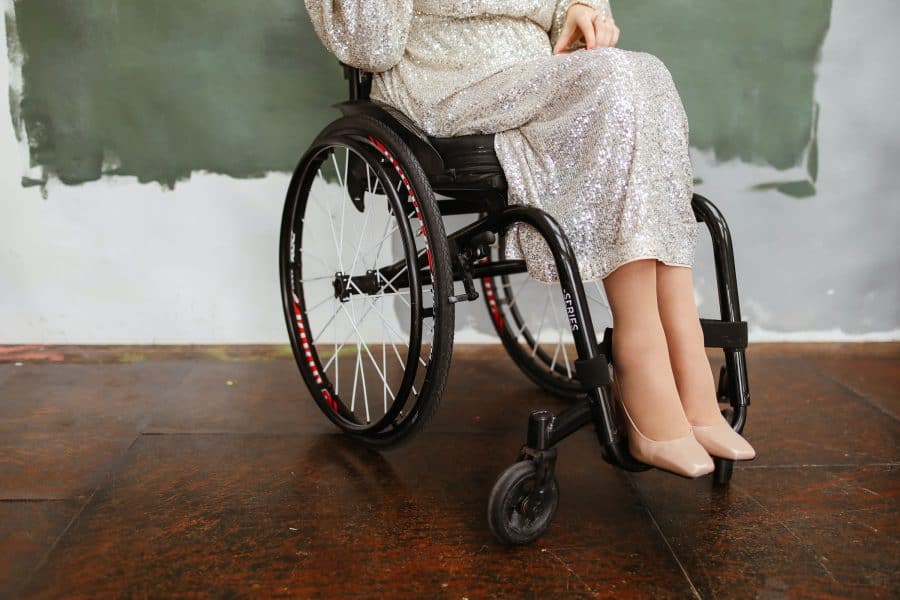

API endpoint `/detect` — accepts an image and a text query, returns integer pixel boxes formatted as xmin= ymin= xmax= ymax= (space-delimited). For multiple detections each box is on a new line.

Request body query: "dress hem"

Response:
xmin=583 ymin=255 xmax=692 ymax=283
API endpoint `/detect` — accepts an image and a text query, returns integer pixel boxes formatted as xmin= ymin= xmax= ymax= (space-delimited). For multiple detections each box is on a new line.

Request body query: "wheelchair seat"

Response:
xmin=334 ymin=98 xmax=508 ymax=199
xmin=426 ymin=133 xmax=507 ymax=192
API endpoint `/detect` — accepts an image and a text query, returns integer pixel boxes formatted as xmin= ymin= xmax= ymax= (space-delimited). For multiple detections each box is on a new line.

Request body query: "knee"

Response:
xmin=639 ymin=52 xmax=676 ymax=85
xmin=580 ymin=47 xmax=635 ymax=98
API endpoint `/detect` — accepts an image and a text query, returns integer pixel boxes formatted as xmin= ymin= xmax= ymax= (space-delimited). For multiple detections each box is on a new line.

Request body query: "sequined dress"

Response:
xmin=305 ymin=0 xmax=698 ymax=283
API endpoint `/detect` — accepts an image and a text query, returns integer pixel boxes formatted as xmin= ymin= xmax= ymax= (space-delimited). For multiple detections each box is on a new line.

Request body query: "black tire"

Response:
xmin=481 ymin=230 xmax=612 ymax=399
xmin=279 ymin=114 xmax=455 ymax=448
xmin=488 ymin=461 xmax=559 ymax=545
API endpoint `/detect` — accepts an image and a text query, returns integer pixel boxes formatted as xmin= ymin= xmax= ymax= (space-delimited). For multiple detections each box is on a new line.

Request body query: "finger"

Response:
xmin=592 ymin=18 xmax=611 ymax=48
xmin=553 ymin=23 xmax=576 ymax=54
xmin=601 ymin=23 xmax=615 ymax=48
xmin=611 ymin=24 xmax=620 ymax=47
xmin=592 ymin=19 xmax=604 ymax=48
xmin=580 ymin=17 xmax=596 ymax=49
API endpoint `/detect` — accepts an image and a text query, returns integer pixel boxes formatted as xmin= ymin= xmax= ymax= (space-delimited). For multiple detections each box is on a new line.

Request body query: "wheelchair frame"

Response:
xmin=282 ymin=63 xmax=751 ymax=544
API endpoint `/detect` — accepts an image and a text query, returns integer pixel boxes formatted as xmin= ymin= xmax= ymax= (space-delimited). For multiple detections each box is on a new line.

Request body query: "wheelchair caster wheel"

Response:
xmin=488 ymin=461 xmax=559 ymax=545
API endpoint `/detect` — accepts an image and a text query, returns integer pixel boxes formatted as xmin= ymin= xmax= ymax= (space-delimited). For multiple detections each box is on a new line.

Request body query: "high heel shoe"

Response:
xmin=611 ymin=379 xmax=714 ymax=478
xmin=689 ymin=418 xmax=756 ymax=461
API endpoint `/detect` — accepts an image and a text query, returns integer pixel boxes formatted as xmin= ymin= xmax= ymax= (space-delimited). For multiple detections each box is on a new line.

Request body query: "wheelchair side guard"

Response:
xmin=336 ymin=64 xmax=444 ymax=174
xmin=333 ymin=99 xmax=446 ymax=176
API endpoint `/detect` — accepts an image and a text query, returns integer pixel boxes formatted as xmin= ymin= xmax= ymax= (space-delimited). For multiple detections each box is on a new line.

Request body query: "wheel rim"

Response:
xmin=503 ymin=472 xmax=558 ymax=538
xmin=282 ymin=139 xmax=438 ymax=434
xmin=484 ymin=231 xmax=613 ymax=390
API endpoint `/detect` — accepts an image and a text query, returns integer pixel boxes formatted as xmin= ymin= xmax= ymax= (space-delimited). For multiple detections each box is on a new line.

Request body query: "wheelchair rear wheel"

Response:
xmin=280 ymin=115 xmax=455 ymax=447
xmin=481 ymin=230 xmax=613 ymax=399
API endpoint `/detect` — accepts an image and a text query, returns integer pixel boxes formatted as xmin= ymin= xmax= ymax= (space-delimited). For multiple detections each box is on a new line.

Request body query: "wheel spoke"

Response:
xmin=548 ymin=297 xmax=563 ymax=371
xmin=381 ymin=298 xmax=388 ymax=413
xmin=360 ymin=294 xmax=427 ymax=369
xmin=289 ymin=142 xmax=441 ymax=433
xmin=559 ymin=329 xmax=572 ymax=379
xmin=360 ymin=342 xmax=370 ymax=423
xmin=361 ymin=211 xmax=416 ymax=266
xmin=350 ymin=341 xmax=361 ymax=412
xmin=347 ymin=200 xmax=372 ymax=277
xmin=298 ymin=249 xmax=332 ymax=274
xmin=504 ymin=276 xmax=531 ymax=314
xmin=371 ymin=201 xmax=396 ymax=270
xmin=331 ymin=151 xmax=345 ymax=189
xmin=338 ymin=303 xmax=397 ymax=404
xmin=320 ymin=292 xmax=387 ymax=371
xmin=383 ymin=326 xmax=419 ymax=398
xmin=304 ymin=293 xmax=337 ymax=316
xmin=317 ymin=179 xmax=345 ymax=273
xmin=310 ymin=306 xmax=340 ymax=342
xmin=347 ymin=289 xmax=372 ymax=423
xmin=298 ymin=274 xmax=334 ymax=284
xmin=338 ymin=187 xmax=347 ymax=269
xmin=334 ymin=298 xmax=340 ymax=396
xmin=531 ymin=288 xmax=552 ymax=357
xmin=373 ymin=272 xmax=411 ymax=308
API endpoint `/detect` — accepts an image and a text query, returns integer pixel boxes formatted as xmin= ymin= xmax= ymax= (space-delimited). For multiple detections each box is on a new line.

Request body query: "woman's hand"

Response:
xmin=552 ymin=4 xmax=620 ymax=54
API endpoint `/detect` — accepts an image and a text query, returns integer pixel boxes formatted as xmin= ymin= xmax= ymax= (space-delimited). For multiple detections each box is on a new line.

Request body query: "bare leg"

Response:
xmin=601 ymin=258 xmax=692 ymax=440
xmin=655 ymin=262 xmax=724 ymax=426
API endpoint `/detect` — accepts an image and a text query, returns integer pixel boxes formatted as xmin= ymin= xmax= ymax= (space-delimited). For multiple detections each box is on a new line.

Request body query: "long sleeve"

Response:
xmin=549 ymin=0 xmax=613 ymax=51
xmin=304 ymin=0 xmax=414 ymax=73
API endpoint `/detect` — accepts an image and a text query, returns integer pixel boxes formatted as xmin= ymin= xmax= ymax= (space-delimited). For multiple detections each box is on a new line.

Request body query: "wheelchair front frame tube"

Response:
xmin=454 ymin=205 xmax=647 ymax=470
xmin=692 ymin=193 xmax=749 ymax=434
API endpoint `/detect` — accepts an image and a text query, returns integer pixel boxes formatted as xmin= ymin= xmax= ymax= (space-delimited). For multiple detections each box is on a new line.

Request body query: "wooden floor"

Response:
xmin=1 ymin=343 xmax=897 ymax=598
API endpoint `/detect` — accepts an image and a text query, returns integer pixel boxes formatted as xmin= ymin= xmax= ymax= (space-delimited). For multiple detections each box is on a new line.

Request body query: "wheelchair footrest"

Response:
xmin=699 ymin=318 xmax=748 ymax=350
xmin=574 ymin=355 xmax=612 ymax=389
xmin=599 ymin=318 xmax=748 ymax=362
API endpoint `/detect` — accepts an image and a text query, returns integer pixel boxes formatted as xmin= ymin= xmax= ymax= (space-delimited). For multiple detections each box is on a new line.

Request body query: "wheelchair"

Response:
xmin=279 ymin=63 xmax=751 ymax=545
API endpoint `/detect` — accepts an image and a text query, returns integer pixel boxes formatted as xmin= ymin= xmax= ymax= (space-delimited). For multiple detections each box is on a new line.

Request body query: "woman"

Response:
xmin=304 ymin=0 xmax=755 ymax=477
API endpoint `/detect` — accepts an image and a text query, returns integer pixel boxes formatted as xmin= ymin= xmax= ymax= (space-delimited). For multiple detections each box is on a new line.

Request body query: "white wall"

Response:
xmin=1 ymin=0 xmax=897 ymax=344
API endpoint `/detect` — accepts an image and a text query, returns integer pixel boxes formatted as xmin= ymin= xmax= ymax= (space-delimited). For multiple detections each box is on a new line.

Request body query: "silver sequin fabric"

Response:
xmin=305 ymin=0 xmax=698 ymax=283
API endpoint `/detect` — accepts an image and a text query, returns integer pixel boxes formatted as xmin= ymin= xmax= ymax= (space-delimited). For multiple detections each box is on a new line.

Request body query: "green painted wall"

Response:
xmin=6 ymin=0 xmax=830 ymax=189
xmin=7 ymin=0 xmax=345 ymax=187
xmin=616 ymin=0 xmax=831 ymax=196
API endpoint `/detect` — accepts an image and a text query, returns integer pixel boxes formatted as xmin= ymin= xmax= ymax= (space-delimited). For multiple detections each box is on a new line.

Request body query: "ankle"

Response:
xmin=610 ymin=334 xmax=692 ymax=441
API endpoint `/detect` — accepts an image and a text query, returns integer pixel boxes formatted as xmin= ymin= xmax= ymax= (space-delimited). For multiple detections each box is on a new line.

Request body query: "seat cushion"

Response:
xmin=428 ymin=134 xmax=501 ymax=172
xmin=427 ymin=134 xmax=507 ymax=191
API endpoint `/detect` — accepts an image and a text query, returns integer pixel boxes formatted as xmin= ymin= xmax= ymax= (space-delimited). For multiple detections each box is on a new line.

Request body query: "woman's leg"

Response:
xmin=654 ymin=262 xmax=724 ymax=426
xmin=601 ymin=258 xmax=692 ymax=440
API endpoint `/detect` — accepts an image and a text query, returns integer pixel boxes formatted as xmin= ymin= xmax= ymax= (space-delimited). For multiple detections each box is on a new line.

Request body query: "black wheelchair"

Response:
xmin=279 ymin=63 xmax=751 ymax=545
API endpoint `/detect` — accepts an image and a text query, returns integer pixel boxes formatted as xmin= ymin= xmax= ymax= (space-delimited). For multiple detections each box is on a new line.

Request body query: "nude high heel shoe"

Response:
xmin=689 ymin=418 xmax=756 ymax=461
xmin=611 ymin=379 xmax=715 ymax=479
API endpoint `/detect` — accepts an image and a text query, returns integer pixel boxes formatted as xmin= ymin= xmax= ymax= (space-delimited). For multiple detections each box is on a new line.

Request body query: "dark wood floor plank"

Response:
xmin=803 ymin=356 xmax=900 ymax=421
xmin=21 ymin=432 xmax=695 ymax=599
xmin=740 ymin=464 xmax=899 ymax=596
xmin=0 ymin=433 xmax=137 ymax=500
xmin=627 ymin=461 xmax=899 ymax=597
xmin=0 ymin=500 xmax=81 ymax=598
xmin=738 ymin=356 xmax=900 ymax=466
xmin=2 ymin=344 xmax=897 ymax=597
xmin=0 ymin=362 xmax=192 ymax=436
